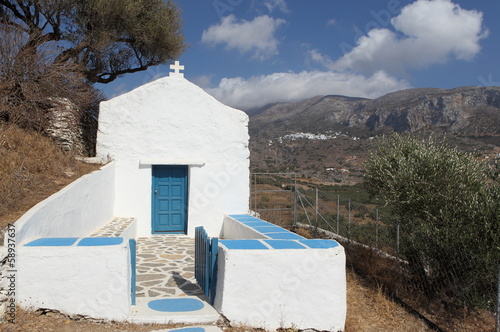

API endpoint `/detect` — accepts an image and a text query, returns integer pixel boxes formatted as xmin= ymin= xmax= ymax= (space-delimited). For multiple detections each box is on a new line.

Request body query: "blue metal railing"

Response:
xmin=129 ymin=239 xmax=136 ymax=305
xmin=195 ymin=226 xmax=218 ymax=304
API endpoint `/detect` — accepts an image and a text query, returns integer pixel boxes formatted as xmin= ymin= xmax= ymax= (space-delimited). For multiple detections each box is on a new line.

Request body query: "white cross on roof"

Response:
xmin=169 ymin=61 xmax=184 ymax=77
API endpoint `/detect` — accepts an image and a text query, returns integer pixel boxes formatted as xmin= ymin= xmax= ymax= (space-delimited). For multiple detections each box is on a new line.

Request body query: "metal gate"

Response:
xmin=194 ymin=226 xmax=218 ymax=304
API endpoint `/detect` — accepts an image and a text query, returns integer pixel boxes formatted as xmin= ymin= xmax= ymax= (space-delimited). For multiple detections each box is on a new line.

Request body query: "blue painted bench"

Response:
xmin=23 ymin=235 xmax=137 ymax=307
xmin=24 ymin=237 xmax=125 ymax=247
xmin=220 ymin=214 xmax=339 ymax=250
xmin=214 ymin=214 xmax=346 ymax=330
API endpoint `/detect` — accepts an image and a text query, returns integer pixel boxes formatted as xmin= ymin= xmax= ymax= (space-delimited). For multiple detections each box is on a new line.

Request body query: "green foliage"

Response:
xmin=364 ymin=133 xmax=499 ymax=309
xmin=260 ymin=195 xmax=270 ymax=203
xmin=0 ymin=0 xmax=185 ymax=84
xmin=365 ymin=134 xmax=487 ymax=225
xmin=297 ymin=181 xmax=380 ymax=205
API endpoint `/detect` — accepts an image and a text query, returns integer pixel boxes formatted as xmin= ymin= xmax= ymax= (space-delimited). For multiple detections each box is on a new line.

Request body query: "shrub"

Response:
xmin=364 ymin=134 xmax=499 ymax=310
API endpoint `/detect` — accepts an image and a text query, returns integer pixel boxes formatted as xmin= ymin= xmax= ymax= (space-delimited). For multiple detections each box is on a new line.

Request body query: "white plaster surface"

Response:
xmin=219 ymin=215 xmax=268 ymax=239
xmin=18 ymin=241 xmax=131 ymax=320
xmin=96 ymin=76 xmax=250 ymax=237
xmin=119 ymin=219 xmax=137 ymax=240
xmin=214 ymin=244 xmax=347 ymax=331
xmin=12 ymin=163 xmax=115 ymax=245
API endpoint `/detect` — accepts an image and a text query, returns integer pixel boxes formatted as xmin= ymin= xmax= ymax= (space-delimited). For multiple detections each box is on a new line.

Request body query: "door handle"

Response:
xmin=154 ymin=188 xmax=158 ymax=197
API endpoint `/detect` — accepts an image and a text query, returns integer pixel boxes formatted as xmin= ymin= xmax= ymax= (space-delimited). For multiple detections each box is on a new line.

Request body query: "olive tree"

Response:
xmin=0 ymin=0 xmax=185 ymax=83
xmin=364 ymin=134 xmax=499 ymax=309
xmin=0 ymin=0 xmax=185 ymax=145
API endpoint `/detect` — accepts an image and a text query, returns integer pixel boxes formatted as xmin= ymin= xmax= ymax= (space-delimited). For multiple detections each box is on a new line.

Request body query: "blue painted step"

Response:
xmin=147 ymin=298 xmax=205 ymax=312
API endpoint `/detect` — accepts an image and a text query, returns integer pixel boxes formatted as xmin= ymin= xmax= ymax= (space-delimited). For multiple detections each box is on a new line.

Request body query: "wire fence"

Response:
xmin=251 ymin=173 xmax=499 ymax=332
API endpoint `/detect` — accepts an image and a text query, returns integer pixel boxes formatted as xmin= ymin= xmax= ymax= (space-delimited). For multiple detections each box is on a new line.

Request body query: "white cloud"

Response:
xmin=326 ymin=19 xmax=337 ymax=27
xmin=201 ymin=15 xmax=286 ymax=60
xmin=202 ymin=0 xmax=488 ymax=110
xmin=333 ymin=0 xmax=488 ymax=75
xmin=206 ymin=70 xmax=410 ymax=110
xmin=307 ymin=49 xmax=335 ymax=68
xmin=264 ymin=0 xmax=290 ymax=14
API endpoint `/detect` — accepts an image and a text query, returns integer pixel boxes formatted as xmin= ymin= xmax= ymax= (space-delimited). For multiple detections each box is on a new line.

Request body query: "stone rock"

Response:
xmin=45 ymin=97 xmax=95 ymax=155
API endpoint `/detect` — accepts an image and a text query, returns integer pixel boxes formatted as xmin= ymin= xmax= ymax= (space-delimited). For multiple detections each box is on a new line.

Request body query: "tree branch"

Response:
xmin=89 ymin=64 xmax=151 ymax=84
xmin=1 ymin=19 xmax=29 ymax=33
xmin=0 ymin=0 xmax=27 ymax=24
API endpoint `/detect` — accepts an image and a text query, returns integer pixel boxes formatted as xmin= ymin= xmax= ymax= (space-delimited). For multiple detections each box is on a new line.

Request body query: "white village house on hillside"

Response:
xmin=12 ymin=62 xmax=347 ymax=331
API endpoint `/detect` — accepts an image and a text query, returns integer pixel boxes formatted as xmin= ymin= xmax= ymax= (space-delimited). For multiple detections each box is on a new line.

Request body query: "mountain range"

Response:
xmin=247 ymin=86 xmax=500 ymax=184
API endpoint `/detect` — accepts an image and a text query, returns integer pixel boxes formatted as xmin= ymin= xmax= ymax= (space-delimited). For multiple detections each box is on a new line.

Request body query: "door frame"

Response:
xmin=151 ymin=165 xmax=189 ymax=234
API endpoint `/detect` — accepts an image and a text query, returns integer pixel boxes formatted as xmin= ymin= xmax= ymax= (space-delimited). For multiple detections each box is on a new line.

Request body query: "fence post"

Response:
xmin=336 ymin=195 xmax=340 ymax=235
xmin=293 ymin=174 xmax=297 ymax=228
xmin=396 ymin=221 xmax=400 ymax=297
xmin=496 ymin=264 xmax=500 ymax=332
xmin=314 ymin=188 xmax=319 ymax=236
xmin=348 ymin=198 xmax=351 ymax=243
xmin=253 ymin=173 xmax=257 ymax=212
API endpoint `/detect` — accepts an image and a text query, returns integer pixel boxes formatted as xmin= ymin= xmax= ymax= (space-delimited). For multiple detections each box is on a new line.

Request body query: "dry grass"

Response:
xmin=0 ymin=123 xmax=100 ymax=231
xmin=0 ymin=307 xmax=184 ymax=332
xmin=345 ymin=270 xmax=432 ymax=332
xmin=1 ymin=126 xmax=493 ymax=331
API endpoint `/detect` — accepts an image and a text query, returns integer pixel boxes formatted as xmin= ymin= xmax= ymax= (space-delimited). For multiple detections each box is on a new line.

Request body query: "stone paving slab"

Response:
xmin=89 ymin=217 xmax=134 ymax=237
xmin=136 ymin=235 xmax=205 ymax=298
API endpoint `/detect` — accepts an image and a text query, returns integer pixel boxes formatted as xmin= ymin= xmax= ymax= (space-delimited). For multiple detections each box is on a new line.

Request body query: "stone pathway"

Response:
xmin=89 ymin=217 xmax=134 ymax=237
xmin=87 ymin=218 xmax=204 ymax=299
xmin=136 ymin=235 xmax=205 ymax=298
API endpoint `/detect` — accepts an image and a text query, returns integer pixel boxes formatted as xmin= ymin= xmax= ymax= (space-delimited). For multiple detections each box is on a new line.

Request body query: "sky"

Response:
xmin=97 ymin=0 xmax=500 ymax=111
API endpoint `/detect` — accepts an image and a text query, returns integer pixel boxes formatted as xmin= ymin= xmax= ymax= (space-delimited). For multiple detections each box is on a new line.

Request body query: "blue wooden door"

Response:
xmin=152 ymin=165 xmax=188 ymax=233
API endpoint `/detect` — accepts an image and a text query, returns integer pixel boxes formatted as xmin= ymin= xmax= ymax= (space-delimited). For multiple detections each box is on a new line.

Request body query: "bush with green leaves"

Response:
xmin=364 ymin=134 xmax=499 ymax=310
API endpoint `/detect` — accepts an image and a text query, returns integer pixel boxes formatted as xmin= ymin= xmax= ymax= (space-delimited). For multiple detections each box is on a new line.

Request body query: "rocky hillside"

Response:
xmin=248 ymin=86 xmax=500 ymax=183
xmin=249 ymin=86 xmax=500 ymax=138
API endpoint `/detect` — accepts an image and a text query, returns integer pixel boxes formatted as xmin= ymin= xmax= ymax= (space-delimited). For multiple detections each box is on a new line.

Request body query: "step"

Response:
xmin=128 ymin=296 xmax=221 ymax=325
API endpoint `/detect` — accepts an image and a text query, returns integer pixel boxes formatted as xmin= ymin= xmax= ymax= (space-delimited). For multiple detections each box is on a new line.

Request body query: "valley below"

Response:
xmin=248 ymin=86 xmax=500 ymax=184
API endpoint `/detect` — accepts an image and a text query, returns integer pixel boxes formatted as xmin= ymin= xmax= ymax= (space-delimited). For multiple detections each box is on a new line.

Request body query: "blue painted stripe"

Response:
xmin=253 ymin=226 xmax=290 ymax=233
xmin=240 ymin=221 xmax=273 ymax=227
xmin=298 ymin=239 xmax=340 ymax=249
xmin=147 ymin=298 xmax=204 ymax=312
xmin=264 ymin=240 xmax=307 ymax=249
xmin=229 ymin=215 xmax=262 ymax=221
xmin=77 ymin=237 xmax=124 ymax=246
xmin=24 ymin=238 xmax=78 ymax=246
xmin=170 ymin=328 xmax=205 ymax=332
xmin=220 ymin=240 xmax=268 ymax=250
xmin=266 ymin=232 xmax=305 ymax=240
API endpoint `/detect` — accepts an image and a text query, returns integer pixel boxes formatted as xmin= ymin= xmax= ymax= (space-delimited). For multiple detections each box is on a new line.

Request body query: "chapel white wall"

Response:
xmin=12 ymin=163 xmax=115 ymax=245
xmin=96 ymin=76 xmax=250 ymax=237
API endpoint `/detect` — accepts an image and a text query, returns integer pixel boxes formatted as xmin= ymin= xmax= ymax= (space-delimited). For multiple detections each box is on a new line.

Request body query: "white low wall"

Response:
xmin=119 ymin=219 xmax=138 ymax=241
xmin=219 ymin=215 xmax=267 ymax=239
xmin=215 ymin=244 xmax=346 ymax=331
xmin=18 ymin=238 xmax=132 ymax=320
xmin=214 ymin=215 xmax=347 ymax=331
xmin=12 ymin=163 xmax=115 ymax=245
